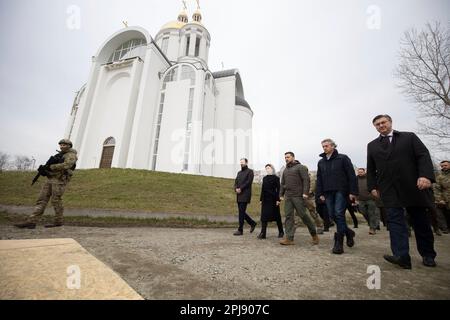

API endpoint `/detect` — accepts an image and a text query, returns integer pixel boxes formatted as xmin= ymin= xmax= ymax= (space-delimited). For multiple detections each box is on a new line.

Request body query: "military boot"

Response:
xmin=14 ymin=222 xmax=36 ymax=229
xmin=332 ymin=232 xmax=344 ymax=254
xmin=345 ymin=228 xmax=356 ymax=247
xmin=311 ymin=234 xmax=320 ymax=245
xmin=45 ymin=223 xmax=63 ymax=228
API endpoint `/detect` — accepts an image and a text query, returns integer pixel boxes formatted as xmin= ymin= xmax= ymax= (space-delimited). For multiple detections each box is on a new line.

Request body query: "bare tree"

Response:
xmin=395 ymin=22 xmax=450 ymax=155
xmin=0 ymin=151 xmax=10 ymax=172
xmin=14 ymin=156 xmax=33 ymax=171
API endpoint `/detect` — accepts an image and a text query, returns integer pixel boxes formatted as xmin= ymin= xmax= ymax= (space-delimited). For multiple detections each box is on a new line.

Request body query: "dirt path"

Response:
xmin=1 ymin=224 xmax=449 ymax=300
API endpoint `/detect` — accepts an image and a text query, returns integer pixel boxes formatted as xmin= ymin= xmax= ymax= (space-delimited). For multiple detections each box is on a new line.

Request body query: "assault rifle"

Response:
xmin=31 ymin=152 xmax=64 ymax=186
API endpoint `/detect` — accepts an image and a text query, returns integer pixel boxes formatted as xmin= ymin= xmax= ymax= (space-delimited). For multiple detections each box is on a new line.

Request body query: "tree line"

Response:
xmin=0 ymin=151 xmax=35 ymax=172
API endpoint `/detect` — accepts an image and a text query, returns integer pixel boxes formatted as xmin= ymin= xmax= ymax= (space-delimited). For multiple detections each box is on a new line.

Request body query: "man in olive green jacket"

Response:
xmin=279 ymin=152 xmax=319 ymax=245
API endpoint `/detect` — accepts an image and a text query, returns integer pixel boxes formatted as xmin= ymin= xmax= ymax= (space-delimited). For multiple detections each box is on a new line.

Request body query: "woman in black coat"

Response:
xmin=258 ymin=164 xmax=284 ymax=239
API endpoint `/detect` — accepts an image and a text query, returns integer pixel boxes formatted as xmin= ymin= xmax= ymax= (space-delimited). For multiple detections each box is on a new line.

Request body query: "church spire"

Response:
xmin=178 ymin=0 xmax=188 ymax=23
xmin=192 ymin=0 xmax=202 ymax=23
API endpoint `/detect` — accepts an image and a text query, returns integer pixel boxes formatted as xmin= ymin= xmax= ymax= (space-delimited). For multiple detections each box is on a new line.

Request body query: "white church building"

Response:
xmin=65 ymin=6 xmax=253 ymax=179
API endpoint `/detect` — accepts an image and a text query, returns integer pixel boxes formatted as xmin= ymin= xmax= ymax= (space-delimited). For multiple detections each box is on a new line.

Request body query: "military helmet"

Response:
xmin=58 ymin=139 xmax=73 ymax=147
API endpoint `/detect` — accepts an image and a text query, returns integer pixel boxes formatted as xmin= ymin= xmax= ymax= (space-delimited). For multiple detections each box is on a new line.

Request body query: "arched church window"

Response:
xmin=185 ymin=35 xmax=191 ymax=56
xmin=161 ymin=37 xmax=169 ymax=55
xmin=100 ymin=137 xmax=116 ymax=168
xmin=104 ymin=137 xmax=116 ymax=145
xmin=181 ymin=65 xmax=196 ymax=86
xmin=183 ymin=88 xmax=195 ymax=171
xmin=108 ymin=38 xmax=146 ymax=63
xmin=162 ymin=67 xmax=179 ymax=90
xmin=194 ymin=35 xmax=201 ymax=57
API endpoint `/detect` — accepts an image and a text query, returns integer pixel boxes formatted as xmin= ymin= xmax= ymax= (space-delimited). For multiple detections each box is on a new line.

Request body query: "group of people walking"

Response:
xmin=13 ymin=115 xmax=449 ymax=271
xmin=233 ymin=114 xmax=448 ymax=269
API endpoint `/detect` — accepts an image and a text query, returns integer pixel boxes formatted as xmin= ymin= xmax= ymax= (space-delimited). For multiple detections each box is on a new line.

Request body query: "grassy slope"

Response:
xmin=0 ymin=169 xmax=262 ymax=216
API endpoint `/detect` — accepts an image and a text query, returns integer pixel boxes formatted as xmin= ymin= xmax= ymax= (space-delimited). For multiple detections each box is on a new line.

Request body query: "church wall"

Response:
xmin=187 ymin=69 xmax=207 ymax=175
xmin=66 ymin=87 xmax=86 ymax=142
xmin=155 ymin=29 xmax=180 ymax=62
xmin=77 ymin=58 xmax=143 ymax=168
xmin=154 ymin=79 xmax=192 ymax=173
xmin=116 ymin=59 xmax=144 ymax=168
xmin=127 ymin=45 xmax=170 ymax=169
xmin=212 ymin=77 xmax=236 ymax=179
xmin=71 ymin=63 xmax=101 ymax=153
xmin=199 ymin=78 xmax=216 ymax=177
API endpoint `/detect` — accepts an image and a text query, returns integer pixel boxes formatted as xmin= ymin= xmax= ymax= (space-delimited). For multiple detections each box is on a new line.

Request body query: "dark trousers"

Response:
xmin=346 ymin=203 xmax=359 ymax=227
xmin=260 ymin=219 xmax=284 ymax=236
xmin=316 ymin=199 xmax=331 ymax=228
xmin=428 ymin=205 xmax=449 ymax=232
xmin=237 ymin=202 xmax=255 ymax=232
xmin=386 ymin=207 xmax=436 ymax=259
xmin=324 ymin=191 xmax=350 ymax=234
xmin=441 ymin=206 xmax=450 ymax=229
xmin=378 ymin=207 xmax=387 ymax=227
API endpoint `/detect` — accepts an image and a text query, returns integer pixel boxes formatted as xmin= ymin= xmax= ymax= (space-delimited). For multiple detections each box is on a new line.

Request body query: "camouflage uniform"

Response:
xmin=305 ymin=173 xmax=323 ymax=228
xmin=27 ymin=146 xmax=78 ymax=224
xmin=433 ymin=169 xmax=450 ymax=231
xmin=434 ymin=169 xmax=450 ymax=209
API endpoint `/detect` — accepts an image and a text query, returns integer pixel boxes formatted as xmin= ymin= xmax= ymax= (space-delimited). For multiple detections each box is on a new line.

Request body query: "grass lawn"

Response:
xmin=0 ymin=169 xmax=262 ymax=216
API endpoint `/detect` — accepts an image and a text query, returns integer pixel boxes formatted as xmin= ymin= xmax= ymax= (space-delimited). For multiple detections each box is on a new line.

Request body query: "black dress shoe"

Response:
xmin=250 ymin=223 xmax=257 ymax=233
xmin=278 ymin=232 xmax=284 ymax=238
xmin=383 ymin=255 xmax=412 ymax=269
xmin=257 ymin=233 xmax=266 ymax=239
xmin=45 ymin=223 xmax=63 ymax=228
xmin=422 ymin=256 xmax=437 ymax=267
xmin=233 ymin=230 xmax=243 ymax=236
xmin=14 ymin=222 xmax=36 ymax=229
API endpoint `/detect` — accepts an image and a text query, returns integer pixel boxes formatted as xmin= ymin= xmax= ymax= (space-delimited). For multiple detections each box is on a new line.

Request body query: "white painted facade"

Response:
xmin=65 ymin=10 xmax=253 ymax=178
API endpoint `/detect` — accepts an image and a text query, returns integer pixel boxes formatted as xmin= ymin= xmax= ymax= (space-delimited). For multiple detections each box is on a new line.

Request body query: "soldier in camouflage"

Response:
xmin=14 ymin=139 xmax=78 ymax=229
xmin=433 ymin=160 xmax=450 ymax=233
xmin=305 ymin=172 xmax=324 ymax=234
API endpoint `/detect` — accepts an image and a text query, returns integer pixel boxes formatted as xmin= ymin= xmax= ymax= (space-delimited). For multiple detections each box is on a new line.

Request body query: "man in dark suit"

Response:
xmin=367 ymin=114 xmax=437 ymax=269
xmin=233 ymin=158 xmax=257 ymax=236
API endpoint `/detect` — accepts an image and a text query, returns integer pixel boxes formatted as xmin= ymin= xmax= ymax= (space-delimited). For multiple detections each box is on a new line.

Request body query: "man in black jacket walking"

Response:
xmin=367 ymin=114 xmax=437 ymax=269
xmin=233 ymin=158 xmax=257 ymax=236
xmin=316 ymin=139 xmax=358 ymax=254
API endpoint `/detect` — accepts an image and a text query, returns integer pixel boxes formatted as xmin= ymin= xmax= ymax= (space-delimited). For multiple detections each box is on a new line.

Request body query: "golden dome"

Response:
xmin=160 ymin=20 xmax=186 ymax=30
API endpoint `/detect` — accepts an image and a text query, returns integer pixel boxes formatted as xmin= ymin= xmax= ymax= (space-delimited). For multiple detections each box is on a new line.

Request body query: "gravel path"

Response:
xmin=1 ymin=224 xmax=449 ymax=300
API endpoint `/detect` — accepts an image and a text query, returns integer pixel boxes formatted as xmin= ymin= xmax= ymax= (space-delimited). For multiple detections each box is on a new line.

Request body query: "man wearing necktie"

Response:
xmin=367 ymin=114 xmax=437 ymax=269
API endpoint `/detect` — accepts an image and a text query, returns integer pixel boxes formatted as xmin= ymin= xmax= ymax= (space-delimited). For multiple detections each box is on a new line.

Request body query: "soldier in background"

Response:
xmin=304 ymin=172 xmax=324 ymax=234
xmin=356 ymin=168 xmax=380 ymax=235
xmin=433 ymin=160 xmax=450 ymax=234
xmin=15 ymin=139 xmax=78 ymax=229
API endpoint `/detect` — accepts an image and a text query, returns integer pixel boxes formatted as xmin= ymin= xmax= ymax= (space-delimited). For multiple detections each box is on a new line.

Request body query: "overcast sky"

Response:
xmin=0 ymin=0 xmax=449 ymax=171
